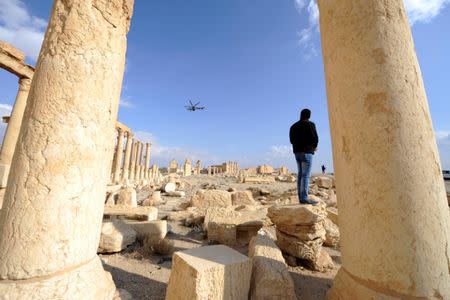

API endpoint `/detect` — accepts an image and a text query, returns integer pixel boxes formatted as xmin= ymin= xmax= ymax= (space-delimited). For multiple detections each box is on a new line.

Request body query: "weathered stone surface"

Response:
xmin=326 ymin=207 xmax=338 ymax=225
xmin=116 ymin=187 xmax=137 ymax=207
xmin=275 ymin=229 xmax=323 ymax=262
xmin=104 ymin=206 xmax=158 ymax=221
xmin=165 ymin=191 xmax=186 ymax=198
xmin=231 ymin=190 xmax=257 ymax=206
xmin=0 ymin=257 xmax=115 ymax=299
xmin=324 ymin=218 xmax=340 ymax=248
xmin=125 ymin=220 xmax=167 ymax=242
xmin=190 ymin=189 xmax=232 ymax=209
xmin=166 ymin=245 xmax=252 ymax=300
xmin=167 ymin=207 xmax=206 ymax=227
xmin=98 ymin=220 xmax=136 ymax=254
xmin=248 ymin=233 xmax=296 ymax=300
xmin=244 ymin=176 xmax=275 ymax=184
xmin=308 ymin=249 xmax=334 ymax=272
xmin=163 ymin=182 xmax=177 ymax=193
xmin=205 ymin=207 xmax=264 ymax=246
xmin=277 ymin=222 xmax=326 ymax=241
xmin=268 ymin=204 xmax=327 ymax=226
xmin=315 ymin=176 xmax=333 ymax=189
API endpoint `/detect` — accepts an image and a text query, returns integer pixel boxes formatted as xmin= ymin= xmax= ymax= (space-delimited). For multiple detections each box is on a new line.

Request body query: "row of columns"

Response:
xmin=110 ymin=127 xmax=154 ymax=184
xmin=0 ymin=0 xmax=448 ymax=298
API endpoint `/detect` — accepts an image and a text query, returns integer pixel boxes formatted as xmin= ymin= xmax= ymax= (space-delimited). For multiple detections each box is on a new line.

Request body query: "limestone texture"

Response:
xmin=98 ymin=220 xmax=136 ymax=254
xmin=165 ymin=245 xmax=252 ymax=300
xmin=268 ymin=204 xmax=327 ymax=226
xmin=248 ymin=233 xmax=296 ymax=300
xmin=319 ymin=0 xmax=450 ymax=298
xmin=231 ymin=190 xmax=257 ymax=206
xmin=117 ymin=187 xmax=137 ymax=207
xmin=324 ymin=218 xmax=340 ymax=248
xmin=104 ymin=206 xmax=158 ymax=221
xmin=190 ymin=189 xmax=232 ymax=209
xmin=126 ymin=220 xmax=167 ymax=242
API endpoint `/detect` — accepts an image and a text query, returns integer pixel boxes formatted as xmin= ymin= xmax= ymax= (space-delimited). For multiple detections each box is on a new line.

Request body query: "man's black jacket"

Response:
xmin=289 ymin=120 xmax=319 ymax=154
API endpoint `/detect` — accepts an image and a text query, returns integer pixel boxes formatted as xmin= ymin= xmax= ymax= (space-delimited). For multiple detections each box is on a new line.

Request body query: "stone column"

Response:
xmin=208 ymin=166 xmax=211 ymax=176
xmin=144 ymin=143 xmax=151 ymax=179
xmin=0 ymin=0 xmax=134 ymax=298
xmin=135 ymin=142 xmax=142 ymax=181
xmin=129 ymin=140 xmax=137 ymax=182
xmin=112 ymin=128 xmax=124 ymax=184
xmin=0 ymin=78 xmax=31 ymax=188
xmin=318 ymin=1 xmax=450 ymax=299
xmin=122 ymin=133 xmax=133 ymax=181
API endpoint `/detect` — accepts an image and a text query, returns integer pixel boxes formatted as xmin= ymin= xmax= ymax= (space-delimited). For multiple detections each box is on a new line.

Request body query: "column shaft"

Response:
xmin=144 ymin=143 xmax=151 ymax=179
xmin=0 ymin=0 xmax=134 ymax=297
xmin=113 ymin=129 xmax=124 ymax=183
xmin=0 ymin=78 xmax=31 ymax=188
xmin=318 ymin=0 xmax=450 ymax=298
xmin=129 ymin=141 xmax=137 ymax=182
xmin=122 ymin=133 xmax=133 ymax=181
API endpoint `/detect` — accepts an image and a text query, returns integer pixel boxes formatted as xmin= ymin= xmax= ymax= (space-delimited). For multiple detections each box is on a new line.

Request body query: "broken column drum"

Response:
xmin=0 ymin=0 xmax=134 ymax=298
xmin=318 ymin=0 xmax=450 ymax=298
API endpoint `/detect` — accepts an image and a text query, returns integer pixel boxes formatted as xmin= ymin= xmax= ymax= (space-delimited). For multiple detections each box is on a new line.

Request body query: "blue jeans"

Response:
xmin=295 ymin=152 xmax=313 ymax=202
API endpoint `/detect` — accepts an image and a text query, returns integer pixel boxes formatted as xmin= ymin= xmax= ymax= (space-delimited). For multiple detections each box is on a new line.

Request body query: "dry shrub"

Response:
xmin=144 ymin=237 xmax=175 ymax=256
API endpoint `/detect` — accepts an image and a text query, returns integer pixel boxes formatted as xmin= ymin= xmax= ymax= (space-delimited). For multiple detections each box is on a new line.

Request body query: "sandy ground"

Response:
xmin=102 ymin=175 xmax=341 ymax=300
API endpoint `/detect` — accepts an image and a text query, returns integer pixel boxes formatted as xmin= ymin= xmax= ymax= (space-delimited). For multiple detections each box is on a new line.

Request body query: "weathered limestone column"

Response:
xmin=0 ymin=78 xmax=31 ymax=188
xmin=144 ymin=143 xmax=151 ymax=179
xmin=318 ymin=1 xmax=450 ymax=299
xmin=122 ymin=133 xmax=133 ymax=181
xmin=129 ymin=141 xmax=137 ymax=182
xmin=113 ymin=128 xmax=124 ymax=184
xmin=135 ymin=142 xmax=142 ymax=181
xmin=0 ymin=0 xmax=134 ymax=298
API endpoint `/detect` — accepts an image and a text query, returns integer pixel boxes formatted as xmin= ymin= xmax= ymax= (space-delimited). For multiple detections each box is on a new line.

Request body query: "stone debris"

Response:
xmin=165 ymin=191 xmax=186 ymax=198
xmin=163 ymin=182 xmax=177 ymax=193
xmin=166 ymin=245 xmax=252 ymax=300
xmin=248 ymin=232 xmax=296 ymax=300
xmin=268 ymin=204 xmax=330 ymax=270
xmin=116 ymin=187 xmax=137 ymax=207
xmin=315 ymin=176 xmax=333 ymax=189
xmin=244 ymin=176 xmax=276 ymax=184
xmin=98 ymin=220 xmax=136 ymax=254
xmin=125 ymin=220 xmax=167 ymax=243
xmin=231 ymin=190 xmax=257 ymax=206
xmin=327 ymin=207 xmax=339 ymax=225
xmin=104 ymin=206 xmax=158 ymax=221
xmin=324 ymin=218 xmax=340 ymax=248
xmin=190 ymin=189 xmax=232 ymax=209
xmin=204 ymin=207 xmax=264 ymax=246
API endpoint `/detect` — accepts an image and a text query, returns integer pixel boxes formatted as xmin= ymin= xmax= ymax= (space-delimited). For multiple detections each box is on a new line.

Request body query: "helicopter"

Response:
xmin=185 ymin=100 xmax=206 ymax=112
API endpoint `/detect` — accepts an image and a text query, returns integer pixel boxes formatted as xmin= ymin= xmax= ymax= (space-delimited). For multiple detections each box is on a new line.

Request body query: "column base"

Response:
xmin=0 ymin=256 xmax=116 ymax=300
xmin=328 ymin=268 xmax=446 ymax=300
xmin=0 ymin=164 xmax=10 ymax=189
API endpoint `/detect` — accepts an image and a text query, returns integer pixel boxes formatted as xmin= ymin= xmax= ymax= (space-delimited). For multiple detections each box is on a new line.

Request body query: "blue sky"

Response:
xmin=0 ymin=0 xmax=449 ymax=172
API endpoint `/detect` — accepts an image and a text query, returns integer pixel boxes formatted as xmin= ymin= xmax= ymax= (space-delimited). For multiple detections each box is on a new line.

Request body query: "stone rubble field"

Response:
xmin=99 ymin=174 xmax=342 ymax=300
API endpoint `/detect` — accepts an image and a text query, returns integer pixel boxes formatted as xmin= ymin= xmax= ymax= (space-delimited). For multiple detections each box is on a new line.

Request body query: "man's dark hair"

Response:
xmin=300 ymin=109 xmax=311 ymax=120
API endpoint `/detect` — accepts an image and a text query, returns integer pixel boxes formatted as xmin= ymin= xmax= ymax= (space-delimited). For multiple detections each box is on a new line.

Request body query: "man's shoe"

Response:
xmin=300 ymin=199 xmax=318 ymax=206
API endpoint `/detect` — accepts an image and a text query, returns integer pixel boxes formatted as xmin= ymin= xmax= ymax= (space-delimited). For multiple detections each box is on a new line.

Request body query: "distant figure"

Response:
xmin=289 ymin=109 xmax=319 ymax=205
xmin=321 ymin=165 xmax=326 ymax=175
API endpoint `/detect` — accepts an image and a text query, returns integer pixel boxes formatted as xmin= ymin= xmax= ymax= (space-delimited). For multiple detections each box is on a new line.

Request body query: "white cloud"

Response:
xmin=0 ymin=103 xmax=12 ymax=144
xmin=294 ymin=0 xmax=450 ymax=59
xmin=0 ymin=0 xmax=46 ymax=62
xmin=119 ymin=97 xmax=134 ymax=108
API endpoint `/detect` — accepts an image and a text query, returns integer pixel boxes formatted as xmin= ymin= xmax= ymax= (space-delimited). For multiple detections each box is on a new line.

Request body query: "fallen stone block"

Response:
xmin=244 ymin=176 xmax=275 ymax=184
xmin=104 ymin=206 xmax=158 ymax=221
xmin=165 ymin=191 xmax=186 ymax=197
xmin=324 ymin=218 xmax=340 ymax=248
xmin=277 ymin=222 xmax=326 ymax=241
xmin=125 ymin=220 xmax=167 ymax=243
xmin=231 ymin=190 xmax=257 ymax=206
xmin=308 ymin=249 xmax=334 ymax=272
xmin=248 ymin=233 xmax=296 ymax=300
xmin=275 ymin=229 xmax=323 ymax=262
xmin=166 ymin=245 xmax=252 ymax=300
xmin=315 ymin=176 xmax=333 ymax=189
xmin=98 ymin=220 xmax=136 ymax=253
xmin=268 ymin=204 xmax=327 ymax=226
xmin=116 ymin=187 xmax=137 ymax=207
xmin=327 ymin=207 xmax=339 ymax=225
xmin=190 ymin=189 xmax=232 ymax=209
xmin=163 ymin=182 xmax=177 ymax=193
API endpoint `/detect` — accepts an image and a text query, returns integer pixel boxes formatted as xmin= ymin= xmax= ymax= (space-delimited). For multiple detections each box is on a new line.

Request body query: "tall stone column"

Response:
xmin=144 ymin=143 xmax=151 ymax=179
xmin=0 ymin=0 xmax=134 ymax=298
xmin=0 ymin=78 xmax=31 ymax=188
xmin=135 ymin=142 xmax=142 ymax=181
xmin=112 ymin=128 xmax=124 ymax=184
xmin=318 ymin=1 xmax=450 ymax=299
xmin=122 ymin=133 xmax=133 ymax=181
xmin=129 ymin=140 xmax=137 ymax=182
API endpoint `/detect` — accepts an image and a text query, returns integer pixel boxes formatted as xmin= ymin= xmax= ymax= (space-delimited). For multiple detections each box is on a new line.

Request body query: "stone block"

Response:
xmin=275 ymin=229 xmax=323 ymax=262
xmin=231 ymin=191 xmax=257 ymax=206
xmin=277 ymin=222 xmax=326 ymax=241
xmin=315 ymin=176 xmax=333 ymax=189
xmin=166 ymin=245 xmax=252 ymax=300
xmin=125 ymin=220 xmax=167 ymax=242
xmin=104 ymin=206 xmax=158 ymax=221
xmin=268 ymin=204 xmax=327 ymax=226
xmin=116 ymin=187 xmax=137 ymax=207
xmin=324 ymin=218 xmax=340 ymax=248
xmin=98 ymin=220 xmax=136 ymax=254
xmin=190 ymin=189 xmax=232 ymax=209
xmin=248 ymin=233 xmax=296 ymax=300
xmin=243 ymin=176 xmax=275 ymax=184
xmin=327 ymin=207 xmax=339 ymax=225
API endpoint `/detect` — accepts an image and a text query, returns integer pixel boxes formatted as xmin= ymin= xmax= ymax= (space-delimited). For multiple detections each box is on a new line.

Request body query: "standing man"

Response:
xmin=290 ymin=109 xmax=319 ymax=205
xmin=321 ymin=165 xmax=326 ymax=175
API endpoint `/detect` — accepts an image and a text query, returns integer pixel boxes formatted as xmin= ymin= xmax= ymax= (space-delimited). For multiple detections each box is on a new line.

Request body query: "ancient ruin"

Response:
xmin=0 ymin=0 xmax=449 ymax=299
